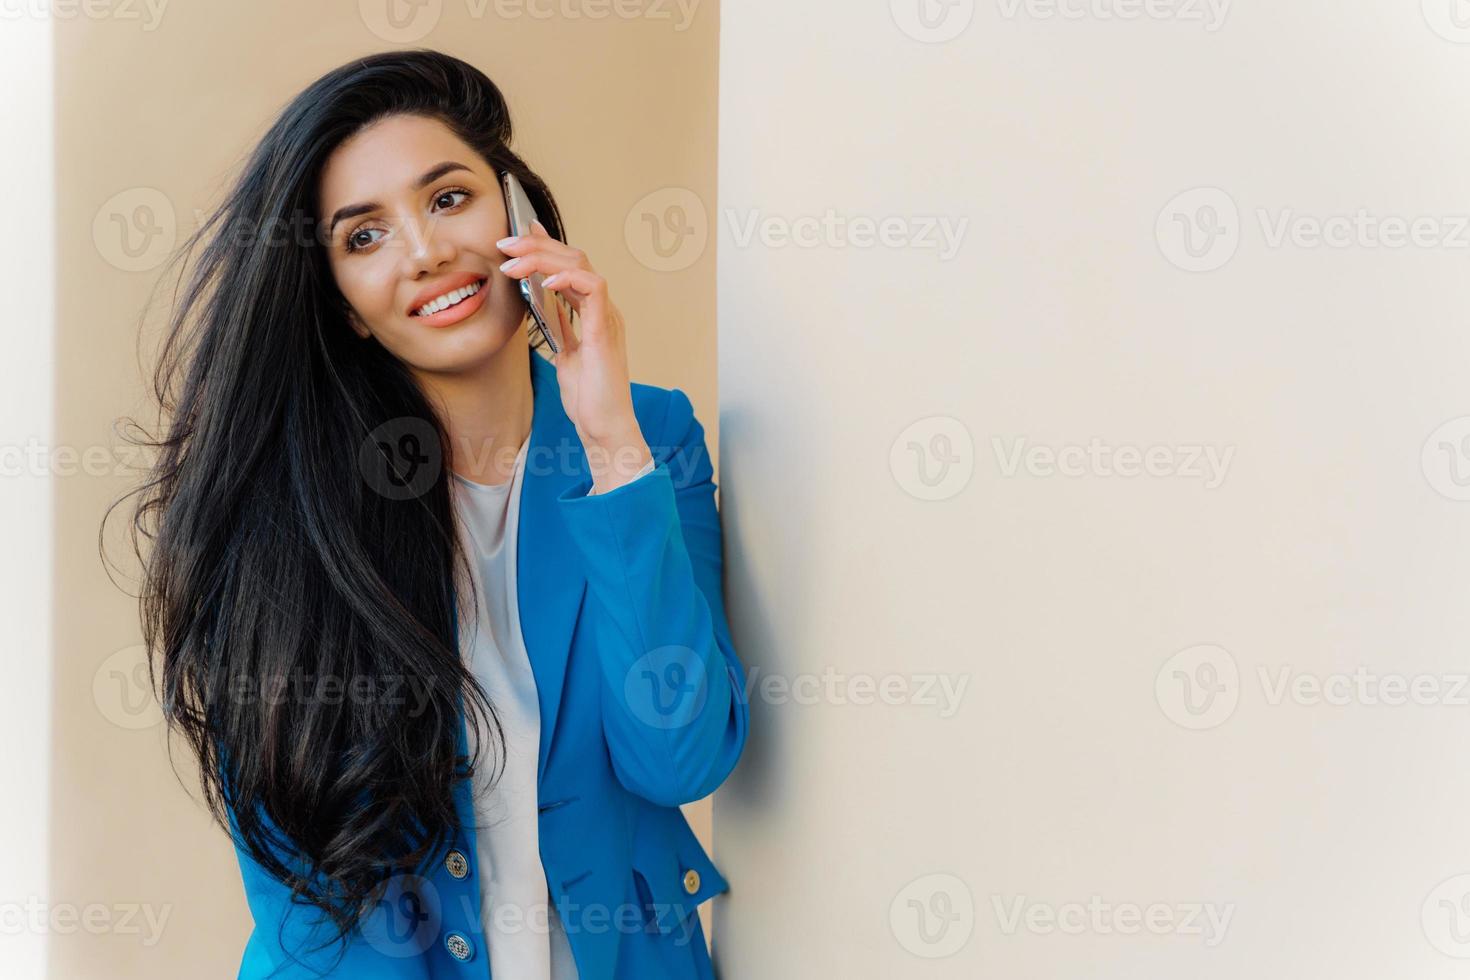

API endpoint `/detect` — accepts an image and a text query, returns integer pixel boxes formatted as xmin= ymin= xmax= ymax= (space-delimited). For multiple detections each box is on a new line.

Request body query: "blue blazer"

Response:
xmin=227 ymin=349 xmax=750 ymax=978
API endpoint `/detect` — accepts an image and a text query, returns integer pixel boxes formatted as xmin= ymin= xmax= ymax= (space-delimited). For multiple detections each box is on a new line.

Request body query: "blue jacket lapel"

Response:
xmin=515 ymin=350 xmax=589 ymax=786
xmin=451 ymin=351 xmax=588 ymax=788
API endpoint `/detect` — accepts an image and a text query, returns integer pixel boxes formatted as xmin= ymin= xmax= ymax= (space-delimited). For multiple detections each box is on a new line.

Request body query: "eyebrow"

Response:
xmin=326 ymin=161 xmax=475 ymax=238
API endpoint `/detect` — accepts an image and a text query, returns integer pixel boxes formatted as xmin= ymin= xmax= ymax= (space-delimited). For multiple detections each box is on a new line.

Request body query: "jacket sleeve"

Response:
xmin=555 ymin=387 xmax=750 ymax=807
xmin=586 ymin=454 xmax=656 ymax=496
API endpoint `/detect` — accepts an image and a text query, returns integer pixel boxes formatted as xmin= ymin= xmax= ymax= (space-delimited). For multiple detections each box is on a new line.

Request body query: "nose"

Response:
xmin=400 ymin=211 xmax=457 ymax=279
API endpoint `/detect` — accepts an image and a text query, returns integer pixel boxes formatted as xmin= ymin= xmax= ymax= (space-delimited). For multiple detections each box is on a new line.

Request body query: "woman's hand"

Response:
xmin=496 ymin=219 xmax=653 ymax=493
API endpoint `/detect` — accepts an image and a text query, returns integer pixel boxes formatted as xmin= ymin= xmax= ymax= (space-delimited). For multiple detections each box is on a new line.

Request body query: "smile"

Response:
xmin=411 ymin=277 xmax=486 ymax=318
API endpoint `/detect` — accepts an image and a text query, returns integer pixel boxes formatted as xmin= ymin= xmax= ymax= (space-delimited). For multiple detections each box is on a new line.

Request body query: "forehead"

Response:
xmin=317 ymin=114 xmax=483 ymax=209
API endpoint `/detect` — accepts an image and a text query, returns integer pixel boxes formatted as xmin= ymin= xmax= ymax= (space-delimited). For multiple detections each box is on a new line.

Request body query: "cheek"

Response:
xmin=488 ymin=269 xmax=530 ymax=323
xmin=336 ymin=261 xmax=398 ymax=321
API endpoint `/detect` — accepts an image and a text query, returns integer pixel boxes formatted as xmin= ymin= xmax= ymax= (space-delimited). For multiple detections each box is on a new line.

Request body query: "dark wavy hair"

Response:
xmin=103 ymin=49 xmax=566 ymax=963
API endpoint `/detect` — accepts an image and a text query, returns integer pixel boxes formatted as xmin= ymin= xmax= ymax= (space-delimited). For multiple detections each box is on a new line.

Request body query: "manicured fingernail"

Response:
xmin=499 ymin=257 xmax=520 ymax=271
xmin=543 ymin=273 xmax=561 ymax=287
xmin=496 ymin=236 xmax=518 ymax=248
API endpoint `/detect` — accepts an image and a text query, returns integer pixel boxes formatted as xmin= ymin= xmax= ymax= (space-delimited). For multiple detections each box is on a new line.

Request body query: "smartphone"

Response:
xmin=500 ymin=170 xmax=565 ymax=354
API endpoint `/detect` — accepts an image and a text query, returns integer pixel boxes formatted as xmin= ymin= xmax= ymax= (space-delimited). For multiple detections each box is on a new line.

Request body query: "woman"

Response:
xmin=121 ymin=49 xmax=748 ymax=979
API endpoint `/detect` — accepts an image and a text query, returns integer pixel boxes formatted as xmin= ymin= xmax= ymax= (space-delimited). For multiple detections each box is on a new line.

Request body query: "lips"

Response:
xmin=408 ymin=273 xmax=491 ymax=329
xmin=407 ymin=272 xmax=489 ymax=318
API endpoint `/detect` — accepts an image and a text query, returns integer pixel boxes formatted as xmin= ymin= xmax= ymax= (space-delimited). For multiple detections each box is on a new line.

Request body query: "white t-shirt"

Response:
xmin=450 ymin=435 xmax=653 ymax=978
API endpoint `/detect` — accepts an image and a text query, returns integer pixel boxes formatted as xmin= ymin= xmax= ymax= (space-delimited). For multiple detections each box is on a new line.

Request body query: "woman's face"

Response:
xmin=317 ymin=113 xmax=526 ymax=371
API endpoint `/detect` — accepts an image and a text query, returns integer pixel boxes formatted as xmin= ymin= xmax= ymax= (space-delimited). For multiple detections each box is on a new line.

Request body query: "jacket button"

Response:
xmin=444 ymin=849 xmax=469 ymax=880
xmin=444 ymin=932 xmax=475 ymax=962
xmin=682 ymin=869 xmax=700 ymax=894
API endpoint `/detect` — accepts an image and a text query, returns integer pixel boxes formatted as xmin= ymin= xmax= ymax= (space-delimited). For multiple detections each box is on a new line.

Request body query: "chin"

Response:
xmin=419 ymin=319 xmax=523 ymax=371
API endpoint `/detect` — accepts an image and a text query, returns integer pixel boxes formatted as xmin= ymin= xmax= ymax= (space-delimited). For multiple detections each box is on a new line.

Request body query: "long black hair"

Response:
xmin=104 ymin=49 xmax=566 ymax=959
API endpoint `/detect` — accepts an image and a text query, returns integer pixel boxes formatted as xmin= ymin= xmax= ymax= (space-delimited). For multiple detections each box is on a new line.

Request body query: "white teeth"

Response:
xmin=416 ymin=278 xmax=482 ymax=317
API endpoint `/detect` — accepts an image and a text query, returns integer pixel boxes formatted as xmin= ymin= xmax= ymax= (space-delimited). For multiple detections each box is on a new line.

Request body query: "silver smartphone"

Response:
xmin=500 ymin=170 xmax=565 ymax=354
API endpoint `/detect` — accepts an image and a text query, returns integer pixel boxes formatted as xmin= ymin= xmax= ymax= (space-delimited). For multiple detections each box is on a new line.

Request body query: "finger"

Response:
xmin=498 ymin=251 xmax=580 ymax=281
xmin=497 ymin=223 xmax=553 ymax=254
xmin=554 ymin=290 xmax=580 ymax=353
xmin=498 ymin=220 xmax=584 ymax=262
xmin=498 ymin=220 xmax=591 ymax=269
xmin=527 ymin=219 xmax=577 ymax=256
xmin=542 ymin=267 xmax=607 ymax=337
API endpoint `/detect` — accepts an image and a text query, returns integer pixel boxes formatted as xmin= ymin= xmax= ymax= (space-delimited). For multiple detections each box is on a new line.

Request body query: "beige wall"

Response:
xmin=54 ymin=4 xmax=719 ymax=978
xmin=715 ymin=1 xmax=1470 ymax=978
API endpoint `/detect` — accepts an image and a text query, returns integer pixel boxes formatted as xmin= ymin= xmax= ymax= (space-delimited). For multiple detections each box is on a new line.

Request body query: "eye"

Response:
xmin=341 ymin=189 xmax=471 ymax=255
xmin=344 ymin=226 xmax=385 ymax=254
xmin=433 ymin=188 xmax=471 ymax=211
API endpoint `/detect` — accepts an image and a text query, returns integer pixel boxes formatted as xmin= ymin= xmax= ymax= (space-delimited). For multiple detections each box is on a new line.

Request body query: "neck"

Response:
xmin=415 ymin=337 xmax=534 ymax=487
